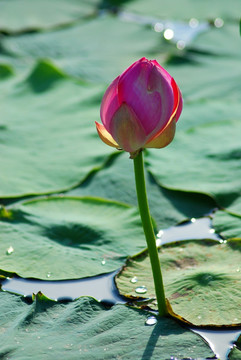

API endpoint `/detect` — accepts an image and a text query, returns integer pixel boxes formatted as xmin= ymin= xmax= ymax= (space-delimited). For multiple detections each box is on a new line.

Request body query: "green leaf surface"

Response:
xmin=116 ymin=239 xmax=241 ymax=326
xmin=213 ymin=210 xmax=241 ymax=240
xmin=0 ymin=60 xmax=114 ymax=198
xmin=0 ymin=196 xmax=147 ymax=280
xmin=68 ymin=152 xmax=216 ymax=229
xmin=123 ymin=0 xmax=240 ymax=21
xmin=0 ymin=64 xmax=14 ymax=79
xmin=0 ymin=0 xmax=99 ymax=32
xmin=165 ymin=57 xmax=241 ymax=102
xmin=146 ymin=118 xmax=241 ymax=210
xmin=189 ymin=23 xmax=241 ymax=58
xmin=175 ymin=100 xmax=241 ymax=133
xmin=1 ymin=15 xmax=167 ymax=83
xmin=227 ymin=198 xmax=241 ymax=216
xmin=0 ymin=291 xmax=214 ymax=359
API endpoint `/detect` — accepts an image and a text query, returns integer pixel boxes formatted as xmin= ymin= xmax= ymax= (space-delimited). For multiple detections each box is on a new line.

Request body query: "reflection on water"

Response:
xmin=1 ymin=270 xmax=125 ymax=305
xmin=118 ymin=10 xmax=210 ymax=49
xmin=156 ymin=216 xmax=221 ymax=246
xmin=0 ymin=216 xmax=240 ymax=359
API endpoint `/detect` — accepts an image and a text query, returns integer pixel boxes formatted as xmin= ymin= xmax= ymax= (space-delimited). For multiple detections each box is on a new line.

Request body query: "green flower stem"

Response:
xmin=133 ymin=151 xmax=167 ymax=317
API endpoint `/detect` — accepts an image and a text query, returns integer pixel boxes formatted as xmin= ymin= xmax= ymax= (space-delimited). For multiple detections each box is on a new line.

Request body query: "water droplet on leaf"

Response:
xmin=145 ymin=316 xmax=157 ymax=326
xmin=156 ymin=238 xmax=162 ymax=247
xmin=6 ymin=246 xmax=14 ymax=255
xmin=130 ymin=276 xmax=138 ymax=283
xmin=220 ymin=239 xmax=227 ymax=244
xmin=157 ymin=230 xmax=163 ymax=238
xmin=135 ymin=286 xmax=147 ymax=294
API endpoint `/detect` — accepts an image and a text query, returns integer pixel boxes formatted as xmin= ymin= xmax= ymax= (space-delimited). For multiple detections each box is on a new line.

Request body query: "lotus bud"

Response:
xmin=96 ymin=57 xmax=182 ymax=158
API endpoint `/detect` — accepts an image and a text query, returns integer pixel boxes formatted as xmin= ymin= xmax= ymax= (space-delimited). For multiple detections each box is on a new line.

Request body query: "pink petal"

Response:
xmin=109 ymin=103 xmax=147 ymax=153
xmin=95 ymin=122 xmax=119 ymax=148
xmin=145 ymin=119 xmax=176 ymax=149
xmin=146 ymin=65 xmax=174 ymax=135
xmin=149 ymin=61 xmax=183 ymax=124
xmin=170 ymin=78 xmax=183 ymax=122
xmin=100 ymin=76 xmax=120 ymax=132
xmin=175 ymin=86 xmax=183 ymax=122
xmin=151 ymin=60 xmax=173 ymax=83
xmin=146 ymin=75 xmax=183 ymax=145
xmin=118 ymin=59 xmax=174 ymax=137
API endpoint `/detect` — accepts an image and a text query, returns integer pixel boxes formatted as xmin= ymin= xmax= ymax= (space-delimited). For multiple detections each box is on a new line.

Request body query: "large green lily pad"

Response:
xmin=123 ymin=0 xmax=240 ymax=21
xmin=146 ymin=118 xmax=241 ymax=211
xmin=0 ymin=291 xmax=214 ymax=359
xmin=165 ymin=56 xmax=241 ymax=103
xmin=0 ymin=0 xmax=99 ymax=32
xmin=1 ymin=15 xmax=167 ymax=83
xmin=188 ymin=23 xmax=241 ymax=58
xmin=69 ymin=151 xmax=216 ymax=229
xmin=0 ymin=196 xmax=147 ymax=280
xmin=174 ymin=100 xmax=241 ymax=133
xmin=116 ymin=239 xmax=241 ymax=326
xmin=225 ymin=198 xmax=241 ymax=216
xmin=0 ymin=60 xmax=113 ymax=198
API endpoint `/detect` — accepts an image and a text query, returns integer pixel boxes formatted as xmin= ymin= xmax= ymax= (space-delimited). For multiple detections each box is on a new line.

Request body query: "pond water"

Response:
xmin=155 ymin=216 xmax=221 ymax=246
xmin=1 ymin=216 xmax=240 ymax=359
xmin=192 ymin=328 xmax=241 ymax=360
xmin=1 ymin=270 xmax=124 ymax=304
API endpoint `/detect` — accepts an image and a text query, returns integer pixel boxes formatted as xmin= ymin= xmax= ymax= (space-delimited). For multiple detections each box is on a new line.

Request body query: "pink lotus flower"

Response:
xmin=96 ymin=57 xmax=182 ymax=157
